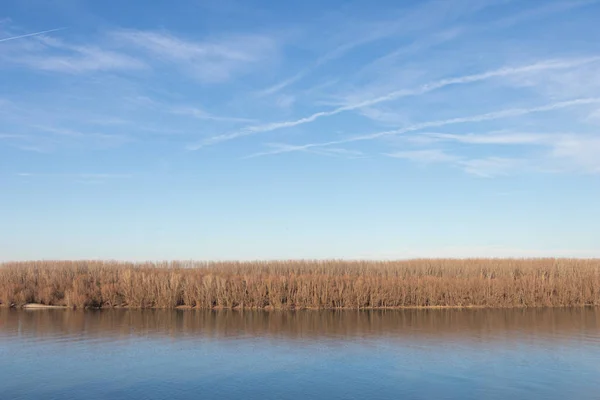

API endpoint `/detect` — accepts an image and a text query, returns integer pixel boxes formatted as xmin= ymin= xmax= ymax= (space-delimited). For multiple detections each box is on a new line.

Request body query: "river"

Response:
xmin=1 ymin=308 xmax=599 ymax=399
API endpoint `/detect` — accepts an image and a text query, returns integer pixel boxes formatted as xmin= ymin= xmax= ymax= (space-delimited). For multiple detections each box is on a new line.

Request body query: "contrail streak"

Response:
xmin=191 ymin=57 xmax=600 ymax=150
xmin=0 ymin=27 xmax=66 ymax=43
xmin=244 ymin=97 xmax=600 ymax=158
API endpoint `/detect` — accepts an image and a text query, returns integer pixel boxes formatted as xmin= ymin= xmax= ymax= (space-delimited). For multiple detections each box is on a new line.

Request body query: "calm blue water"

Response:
xmin=1 ymin=308 xmax=599 ymax=400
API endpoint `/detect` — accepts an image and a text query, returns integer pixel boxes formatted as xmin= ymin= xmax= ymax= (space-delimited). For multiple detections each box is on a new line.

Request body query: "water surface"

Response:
xmin=1 ymin=308 xmax=599 ymax=399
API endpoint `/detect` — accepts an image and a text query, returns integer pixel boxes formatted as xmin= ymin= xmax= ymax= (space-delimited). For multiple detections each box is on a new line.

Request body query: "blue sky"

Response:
xmin=1 ymin=0 xmax=600 ymax=260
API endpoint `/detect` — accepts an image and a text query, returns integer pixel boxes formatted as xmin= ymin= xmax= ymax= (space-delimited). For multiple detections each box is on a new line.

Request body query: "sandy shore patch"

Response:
xmin=22 ymin=303 xmax=67 ymax=309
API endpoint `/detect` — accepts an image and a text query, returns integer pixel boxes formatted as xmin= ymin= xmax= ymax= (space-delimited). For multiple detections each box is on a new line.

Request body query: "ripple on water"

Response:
xmin=1 ymin=308 xmax=600 ymax=400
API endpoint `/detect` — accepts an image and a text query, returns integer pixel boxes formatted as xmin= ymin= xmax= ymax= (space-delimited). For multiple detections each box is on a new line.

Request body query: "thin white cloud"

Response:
xmin=170 ymin=107 xmax=257 ymax=123
xmin=0 ymin=27 xmax=66 ymax=43
xmin=310 ymin=147 xmax=364 ymax=158
xmin=254 ymin=32 xmax=376 ymax=97
xmin=490 ymin=0 xmax=600 ymax=28
xmin=112 ymin=29 xmax=277 ymax=83
xmin=13 ymin=145 xmax=51 ymax=153
xmin=244 ymin=143 xmax=363 ymax=159
xmin=392 ymin=131 xmax=600 ymax=175
xmin=274 ymin=94 xmax=296 ymax=110
xmin=255 ymin=0 xmax=515 ymax=96
xmin=39 ymin=48 xmax=145 ymax=73
xmin=193 ymin=57 xmax=600 ymax=149
xmin=358 ymin=107 xmax=410 ymax=126
xmin=102 ymin=94 xmax=259 ymax=124
xmin=3 ymin=122 xmax=133 ymax=153
xmin=242 ymin=97 xmax=600 ymax=157
xmin=0 ymin=133 xmax=28 ymax=139
xmin=549 ymin=136 xmax=600 ymax=173
xmin=323 ymin=97 xmax=600 ymax=144
xmin=243 ymin=143 xmax=309 ymax=158
xmin=254 ymin=0 xmax=596 ymax=99
xmin=31 ymin=125 xmax=85 ymax=137
xmin=252 ymin=32 xmax=376 ymax=97
xmin=458 ymin=157 xmax=525 ymax=177
xmin=3 ymin=28 xmax=274 ymax=78
xmin=385 ymin=149 xmax=460 ymax=164
xmin=256 ymin=71 xmax=307 ymax=97
xmin=587 ymin=108 xmax=600 ymax=121
xmin=125 ymin=96 xmax=259 ymax=123
xmin=2 ymin=35 xmax=145 ymax=73
xmin=355 ymin=27 xmax=464 ymax=80
xmin=301 ymin=78 xmax=341 ymax=97
xmin=394 ymin=132 xmax=600 ymax=176
xmin=422 ymin=131 xmax=556 ymax=145
xmin=386 ymin=149 xmax=524 ymax=177
xmin=419 ymin=131 xmax=600 ymax=173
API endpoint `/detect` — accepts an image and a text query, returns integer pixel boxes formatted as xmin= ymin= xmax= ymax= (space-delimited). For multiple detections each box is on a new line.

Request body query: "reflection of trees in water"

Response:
xmin=2 ymin=308 xmax=598 ymax=343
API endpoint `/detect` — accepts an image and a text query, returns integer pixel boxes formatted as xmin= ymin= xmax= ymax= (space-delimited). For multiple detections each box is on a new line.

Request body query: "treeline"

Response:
xmin=1 ymin=259 xmax=599 ymax=309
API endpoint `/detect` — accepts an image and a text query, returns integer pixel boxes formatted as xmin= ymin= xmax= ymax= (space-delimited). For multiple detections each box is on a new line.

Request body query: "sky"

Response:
xmin=1 ymin=0 xmax=600 ymax=261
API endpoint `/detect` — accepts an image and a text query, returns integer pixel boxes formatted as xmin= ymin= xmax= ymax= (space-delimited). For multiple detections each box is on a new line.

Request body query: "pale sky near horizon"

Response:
xmin=1 ymin=0 xmax=600 ymax=261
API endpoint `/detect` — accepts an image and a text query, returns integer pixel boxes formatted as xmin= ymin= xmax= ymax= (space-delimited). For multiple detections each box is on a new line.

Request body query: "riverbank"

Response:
xmin=1 ymin=259 xmax=599 ymax=309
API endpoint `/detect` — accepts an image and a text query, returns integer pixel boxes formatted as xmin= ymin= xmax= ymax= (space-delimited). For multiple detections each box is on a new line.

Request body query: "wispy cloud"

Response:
xmin=112 ymin=29 xmax=277 ymax=83
xmin=170 ymin=106 xmax=256 ymax=123
xmin=2 ymin=35 xmax=146 ymax=73
xmin=329 ymin=1 xmax=600 ymax=106
xmin=274 ymin=95 xmax=296 ymax=110
xmin=385 ymin=149 xmax=524 ymax=177
xmin=40 ymin=48 xmax=145 ymax=74
xmin=459 ymin=157 xmax=525 ymax=177
xmin=354 ymin=27 xmax=464 ymax=80
xmin=192 ymin=57 xmax=600 ymax=149
xmin=388 ymin=130 xmax=600 ymax=175
xmin=2 ymin=27 xmax=276 ymax=79
xmin=357 ymin=107 xmax=410 ymax=126
xmin=242 ymin=97 xmax=600 ymax=156
xmin=120 ymin=95 xmax=259 ymax=123
xmin=421 ymin=131 xmax=556 ymax=145
xmin=31 ymin=125 xmax=85 ymax=137
xmin=549 ymin=135 xmax=600 ymax=173
xmin=244 ymin=143 xmax=363 ymax=159
xmin=587 ymin=108 xmax=600 ymax=122
xmin=255 ymin=0 xmax=512 ymax=96
xmin=0 ymin=133 xmax=28 ymax=139
xmin=243 ymin=143 xmax=309 ymax=158
xmin=0 ymin=133 xmax=46 ymax=152
xmin=253 ymin=31 xmax=377 ymax=97
xmin=490 ymin=0 xmax=600 ymax=28
xmin=309 ymin=147 xmax=364 ymax=158
xmin=0 ymin=27 xmax=66 ymax=43
xmin=385 ymin=149 xmax=460 ymax=164
xmin=0 ymin=121 xmax=133 ymax=153
xmin=256 ymin=71 xmax=307 ymax=97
